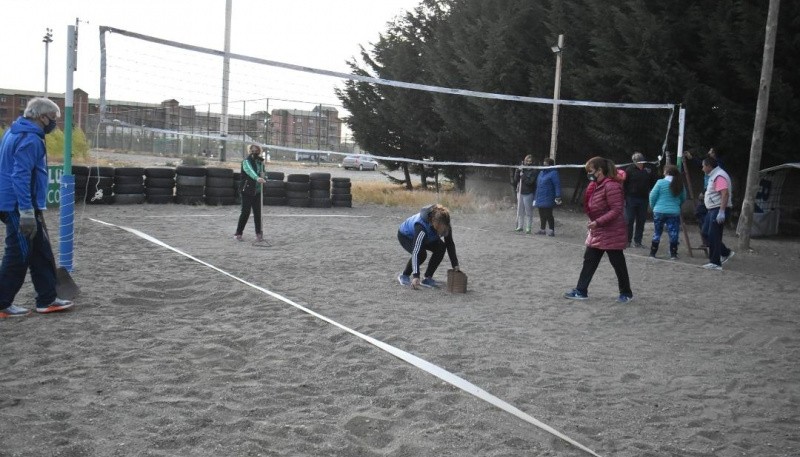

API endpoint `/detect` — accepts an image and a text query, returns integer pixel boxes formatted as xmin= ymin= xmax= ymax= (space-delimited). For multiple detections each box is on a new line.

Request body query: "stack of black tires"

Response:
xmin=233 ymin=171 xmax=242 ymax=204
xmin=205 ymin=167 xmax=236 ymax=206
xmin=113 ymin=167 xmax=145 ymax=204
xmin=285 ymin=174 xmax=311 ymax=207
xmin=86 ymin=166 xmax=115 ymax=204
xmin=309 ymin=173 xmax=332 ymax=208
xmin=331 ymin=177 xmax=352 ymax=207
xmin=144 ymin=168 xmax=176 ymax=204
xmin=60 ymin=166 xmax=354 ymax=209
xmin=73 ymin=165 xmax=89 ymax=203
xmin=263 ymin=171 xmax=286 ymax=206
xmin=175 ymin=166 xmax=206 ymax=205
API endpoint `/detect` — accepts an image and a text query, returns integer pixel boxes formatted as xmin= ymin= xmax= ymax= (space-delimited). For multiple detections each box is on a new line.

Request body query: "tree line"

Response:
xmin=336 ymin=0 xmax=798 ymax=189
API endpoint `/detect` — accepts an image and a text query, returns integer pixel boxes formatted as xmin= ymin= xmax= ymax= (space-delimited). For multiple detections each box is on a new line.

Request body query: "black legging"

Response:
xmin=235 ymin=192 xmax=262 ymax=235
xmin=575 ymin=247 xmax=632 ymax=296
xmin=397 ymin=231 xmax=446 ymax=278
xmin=538 ymin=207 xmax=555 ymax=230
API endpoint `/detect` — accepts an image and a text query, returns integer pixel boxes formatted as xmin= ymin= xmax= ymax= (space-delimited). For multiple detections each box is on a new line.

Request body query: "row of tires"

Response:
xmin=262 ymin=172 xmax=352 ymax=208
xmin=71 ymin=166 xmax=352 ymax=207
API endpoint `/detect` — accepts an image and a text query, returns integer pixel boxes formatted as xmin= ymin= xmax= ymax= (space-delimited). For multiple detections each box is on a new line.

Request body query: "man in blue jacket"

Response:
xmin=0 ymin=98 xmax=74 ymax=317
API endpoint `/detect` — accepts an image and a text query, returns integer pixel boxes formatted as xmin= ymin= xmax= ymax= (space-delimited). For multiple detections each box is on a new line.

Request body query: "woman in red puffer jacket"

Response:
xmin=564 ymin=157 xmax=633 ymax=303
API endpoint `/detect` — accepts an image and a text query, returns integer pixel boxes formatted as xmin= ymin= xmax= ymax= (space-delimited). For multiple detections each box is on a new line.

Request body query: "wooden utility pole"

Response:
xmin=549 ymin=34 xmax=564 ymax=162
xmin=739 ymin=0 xmax=781 ymax=250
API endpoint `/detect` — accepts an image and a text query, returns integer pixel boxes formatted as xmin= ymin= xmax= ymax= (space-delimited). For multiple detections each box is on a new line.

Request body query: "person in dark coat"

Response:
xmin=564 ymin=157 xmax=633 ymax=303
xmin=234 ymin=144 xmax=266 ymax=241
xmin=623 ymin=151 xmax=657 ymax=247
xmin=511 ymin=154 xmax=537 ymax=233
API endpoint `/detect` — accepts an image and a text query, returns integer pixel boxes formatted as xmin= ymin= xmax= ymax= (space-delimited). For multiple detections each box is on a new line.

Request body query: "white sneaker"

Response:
xmin=36 ymin=298 xmax=74 ymax=314
xmin=702 ymin=263 xmax=723 ymax=271
xmin=721 ymin=251 xmax=735 ymax=264
xmin=0 ymin=304 xmax=31 ymax=318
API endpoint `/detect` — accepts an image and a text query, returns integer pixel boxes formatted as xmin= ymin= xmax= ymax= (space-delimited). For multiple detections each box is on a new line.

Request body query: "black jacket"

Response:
xmin=512 ymin=168 xmax=537 ymax=194
xmin=623 ymin=165 xmax=656 ymax=199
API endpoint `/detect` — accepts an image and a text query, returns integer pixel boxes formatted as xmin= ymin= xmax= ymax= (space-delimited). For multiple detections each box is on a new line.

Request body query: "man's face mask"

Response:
xmin=43 ymin=116 xmax=57 ymax=134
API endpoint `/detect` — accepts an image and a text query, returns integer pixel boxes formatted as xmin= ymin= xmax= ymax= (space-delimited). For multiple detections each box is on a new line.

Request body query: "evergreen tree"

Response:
xmin=339 ymin=0 xmax=799 ymax=188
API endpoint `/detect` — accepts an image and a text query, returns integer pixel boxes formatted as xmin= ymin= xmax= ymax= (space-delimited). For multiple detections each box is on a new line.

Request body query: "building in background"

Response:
xmin=0 ymin=88 xmax=344 ymax=159
xmin=270 ymin=106 xmax=341 ymax=149
xmin=0 ymin=88 xmax=89 ymax=131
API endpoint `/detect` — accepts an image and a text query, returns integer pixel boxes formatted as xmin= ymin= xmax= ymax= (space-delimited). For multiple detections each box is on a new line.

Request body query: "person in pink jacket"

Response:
xmin=564 ymin=156 xmax=633 ymax=303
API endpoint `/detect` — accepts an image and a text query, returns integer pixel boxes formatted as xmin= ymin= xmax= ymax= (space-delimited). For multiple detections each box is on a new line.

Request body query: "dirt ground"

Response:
xmin=1 ymin=178 xmax=799 ymax=456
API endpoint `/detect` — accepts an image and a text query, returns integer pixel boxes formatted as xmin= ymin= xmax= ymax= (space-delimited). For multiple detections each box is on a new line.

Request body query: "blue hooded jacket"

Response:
xmin=0 ymin=117 xmax=50 ymax=212
xmin=534 ymin=168 xmax=562 ymax=208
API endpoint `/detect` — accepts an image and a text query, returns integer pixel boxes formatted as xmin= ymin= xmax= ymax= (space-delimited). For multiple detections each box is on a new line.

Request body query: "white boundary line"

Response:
xmin=91 ymin=217 xmax=604 ymax=457
xmin=126 ymin=214 xmax=372 ymax=219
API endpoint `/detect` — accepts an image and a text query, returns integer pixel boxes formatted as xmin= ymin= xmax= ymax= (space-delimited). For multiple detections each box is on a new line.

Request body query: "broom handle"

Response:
xmin=259 ymin=167 xmax=264 ymax=237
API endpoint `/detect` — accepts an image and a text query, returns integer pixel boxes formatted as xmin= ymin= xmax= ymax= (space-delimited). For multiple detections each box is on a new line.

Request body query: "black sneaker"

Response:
xmin=563 ymin=289 xmax=588 ymax=300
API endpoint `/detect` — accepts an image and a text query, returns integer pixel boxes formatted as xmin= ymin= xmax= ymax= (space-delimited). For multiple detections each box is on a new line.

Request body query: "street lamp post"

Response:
xmin=43 ymin=28 xmax=53 ymax=97
xmin=549 ymin=34 xmax=564 ymax=162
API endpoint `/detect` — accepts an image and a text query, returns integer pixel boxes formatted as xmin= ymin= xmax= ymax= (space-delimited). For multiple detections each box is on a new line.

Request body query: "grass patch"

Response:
xmin=352 ymin=181 xmax=504 ymax=213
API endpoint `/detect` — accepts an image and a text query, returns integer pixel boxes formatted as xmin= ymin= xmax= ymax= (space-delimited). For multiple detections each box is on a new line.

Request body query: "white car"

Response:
xmin=341 ymin=154 xmax=379 ymax=171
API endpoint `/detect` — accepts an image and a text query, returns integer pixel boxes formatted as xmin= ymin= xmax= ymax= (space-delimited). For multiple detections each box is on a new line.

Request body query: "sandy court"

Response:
xmin=1 ymin=200 xmax=799 ymax=457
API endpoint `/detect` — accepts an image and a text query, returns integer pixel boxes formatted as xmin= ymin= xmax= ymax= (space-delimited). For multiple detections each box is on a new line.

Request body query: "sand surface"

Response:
xmin=1 ymin=197 xmax=798 ymax=457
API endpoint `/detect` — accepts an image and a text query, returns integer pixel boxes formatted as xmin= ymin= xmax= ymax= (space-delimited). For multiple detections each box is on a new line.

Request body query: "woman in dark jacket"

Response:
xmin=564 ymin=157 xmax=633 ymax=303
xmin=534 ymin=157 xmax=562 ymax=236
xmin=234 ymin=144 xmax=266 ymax=242
xmin=511 ymin=154 xmax=537 ymax=233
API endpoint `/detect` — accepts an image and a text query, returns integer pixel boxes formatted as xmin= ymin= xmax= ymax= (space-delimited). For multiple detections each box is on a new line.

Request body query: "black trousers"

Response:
xmin=398 ymin=231 xmax=445 ymax=278
xmin=575 ymin=247 xmax=632 ymax=296
xmin=625 ymin=196 xmax=648 ymax=244
xmin=235 ymin=192 xmax=262 ymax=235
xmin=538 ymin=207 xmax=554 ymax=230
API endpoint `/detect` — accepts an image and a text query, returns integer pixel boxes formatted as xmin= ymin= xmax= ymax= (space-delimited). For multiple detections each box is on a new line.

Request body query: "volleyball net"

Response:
xmin=96 ymin=25 xmax=680 ymax=172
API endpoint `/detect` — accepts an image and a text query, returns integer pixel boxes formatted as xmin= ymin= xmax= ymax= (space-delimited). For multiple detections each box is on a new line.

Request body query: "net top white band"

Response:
xmin=100 ymin=26 xmax=675 ymax=111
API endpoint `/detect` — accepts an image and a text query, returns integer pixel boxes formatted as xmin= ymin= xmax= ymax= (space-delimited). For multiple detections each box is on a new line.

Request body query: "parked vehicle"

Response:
xmin=341 ymin=154 xmax=379 ymax=171
xmin=295 ymin=152 xmax=331 ymax=162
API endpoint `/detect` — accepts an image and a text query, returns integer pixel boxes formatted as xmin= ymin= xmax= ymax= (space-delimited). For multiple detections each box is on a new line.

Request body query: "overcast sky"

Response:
xmin=1 ymin=0 xmax=420 ymax=112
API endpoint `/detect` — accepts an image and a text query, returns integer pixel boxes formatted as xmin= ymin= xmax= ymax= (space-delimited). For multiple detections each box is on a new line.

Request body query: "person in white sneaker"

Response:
xmin=701 ymin=156 xmax=734 ymax=270
xmin=397 ymin=204 xmax=459 ymax=290
xmin=0 ymin=98 xmax=74 ymax=316
xmin=511 ymin=154 xmax=537 ymax=233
